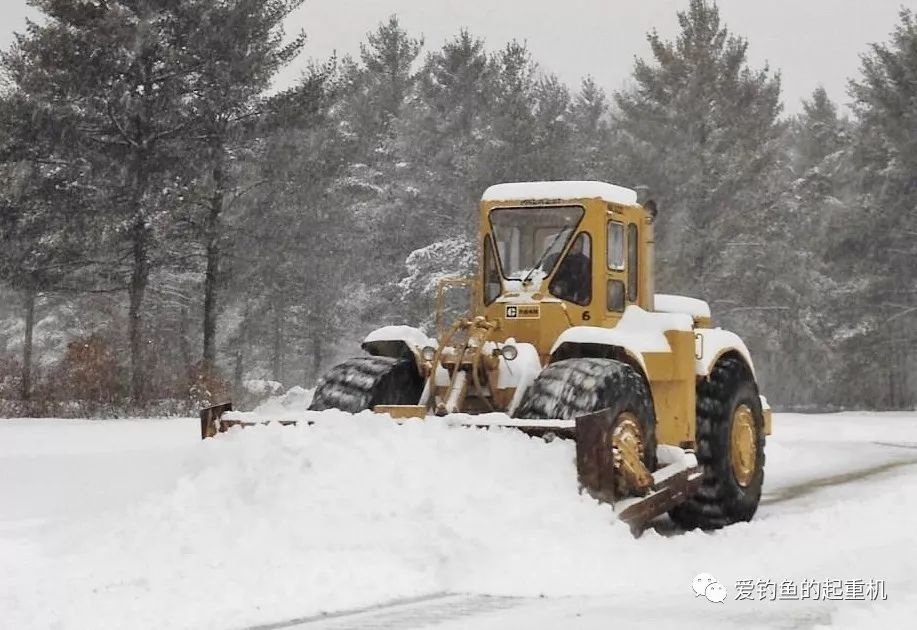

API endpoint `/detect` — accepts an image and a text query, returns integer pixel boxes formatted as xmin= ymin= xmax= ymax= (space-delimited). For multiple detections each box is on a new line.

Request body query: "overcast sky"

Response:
xmin=3 ymin=0 xmax=916 ymax=113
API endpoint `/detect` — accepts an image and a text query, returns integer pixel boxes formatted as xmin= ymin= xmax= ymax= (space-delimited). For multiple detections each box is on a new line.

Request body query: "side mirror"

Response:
xmin=644 ymin=199 xmax=658 ymax=221
xmin=634 ymin=186 xmax=658 ymax=222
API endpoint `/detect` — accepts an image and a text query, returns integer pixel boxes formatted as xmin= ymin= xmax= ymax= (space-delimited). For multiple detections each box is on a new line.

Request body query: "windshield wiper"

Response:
xmin=521 ymin=226 xmax=572 ymax=286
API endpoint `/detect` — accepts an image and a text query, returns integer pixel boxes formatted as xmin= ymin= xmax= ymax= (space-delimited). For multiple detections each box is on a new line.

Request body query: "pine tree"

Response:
xmin=7 ymin=0 xmax=197 ymax=401
xmin=794 ymin=86 xmax=847 ymax=176
xmin=177 ymin=0 xmax=305 ymax=372
xmin=410 ymin=30 xmax=493 ymax=233
xmin=569 ymin=77 xmax=614 ymax=180
xmin=613 ymin=0 xmax=802 ymax=402
xmin=0 ymin=91 xmax=96 ymax=400
xmin=838 ymin=9 xmax=917 ymax=408
xmin=352 ymin=15 xmax=424 ymax=144
xmin=481 ymin=41 xmax=540 ymax=184
xmin=225 ymin=64 xmax=352 ymax=386
xmin=390 ymin=31 xmax=494 ymax=326
xmin=614 ymin=0 xmax=783 ymax=294
xmin=528 ymin=74 xmax=574 ymax=179
xmin=333 ymin=17 xmax=426 ymax=330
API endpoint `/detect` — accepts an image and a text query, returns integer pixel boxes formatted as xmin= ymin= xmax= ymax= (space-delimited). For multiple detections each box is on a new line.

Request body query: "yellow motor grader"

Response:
xmin=202 ymin=180 xmax=771 ymax=532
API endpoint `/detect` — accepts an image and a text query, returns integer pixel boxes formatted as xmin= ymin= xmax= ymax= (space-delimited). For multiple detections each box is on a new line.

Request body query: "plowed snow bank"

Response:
xmin=5 ymin=414 xmax=639 ymax=629
xmin=3 ymin=412 xmax=917 ymax=630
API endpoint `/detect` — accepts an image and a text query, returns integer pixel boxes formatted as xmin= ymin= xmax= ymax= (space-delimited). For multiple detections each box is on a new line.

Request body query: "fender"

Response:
xmin=361 ymin=325 xmax=435 ymax=362
xmin=694 ymin=328 xmax=756 ymax=378
xmin=550 ymin=326 xmax=654 ymax=373
xmin=654 ymin=293 xmax=712 ymax=327
xmin=549 ymin=306 xmax=694 ymax=374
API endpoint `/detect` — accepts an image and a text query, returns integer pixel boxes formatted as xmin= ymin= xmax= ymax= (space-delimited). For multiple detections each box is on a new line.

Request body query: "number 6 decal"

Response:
xmin=582 ymin=311 xmax=591 ymax=321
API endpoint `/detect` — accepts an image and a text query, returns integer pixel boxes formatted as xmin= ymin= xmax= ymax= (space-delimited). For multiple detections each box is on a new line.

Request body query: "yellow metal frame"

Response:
xmin=476 ymin=196 xmax=698 ymax=447
xmin=382 ymin=192 xmax=766 ymax=451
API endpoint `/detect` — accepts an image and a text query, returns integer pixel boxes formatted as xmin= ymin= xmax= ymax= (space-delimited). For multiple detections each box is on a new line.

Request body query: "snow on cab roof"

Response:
xmin=482 ymin=181 xmax=639 ymax=206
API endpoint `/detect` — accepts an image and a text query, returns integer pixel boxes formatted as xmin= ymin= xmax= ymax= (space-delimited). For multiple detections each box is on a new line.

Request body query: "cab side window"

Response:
xmin=627 ymin=223 xmax=638 ymax=302
xmin=608 ymin=280 xmax=625 ymax=311
xmin=549 ymin=232 xmax=592 ymax=306
xmin=483 ymin=237 xmax=501 ymax=305
xmin=607 ymin=221 xmax=625 ymax=270
xmin=607 ymin=221 xmax=626 ymax=311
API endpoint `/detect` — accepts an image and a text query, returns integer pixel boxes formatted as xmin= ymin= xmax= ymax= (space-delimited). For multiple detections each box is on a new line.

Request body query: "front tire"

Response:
xmin=514 ymin=358 xmax=657 ymax=475
xmin=669 ymin=356 xmax=766 ymax=530
xmin=308 ymin=356 xmax=422 ymax=413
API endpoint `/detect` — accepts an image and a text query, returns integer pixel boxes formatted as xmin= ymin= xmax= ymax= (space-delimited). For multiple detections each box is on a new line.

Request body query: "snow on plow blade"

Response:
xmin=198 ymin=404 xmax=702 ymax=533
xmin=199 ymin=402 xmax=299 ymax=439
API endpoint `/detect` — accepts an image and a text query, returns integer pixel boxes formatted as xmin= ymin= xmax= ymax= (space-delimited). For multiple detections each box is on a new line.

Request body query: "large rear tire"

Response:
xmin=669 ymin=355 xmax=766 ymax=530
xmin=308 ymin=356 xmax=422 ymax=413
xmin=514 ymin=358 xmax=657 ymax=474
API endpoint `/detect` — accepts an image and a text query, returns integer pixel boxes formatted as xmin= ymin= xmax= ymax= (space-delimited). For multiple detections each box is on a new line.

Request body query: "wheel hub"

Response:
xmin=730 ymin=404 xmax=757 ymax=487
xmin=610 ymin=412 xmax=653 ymax=495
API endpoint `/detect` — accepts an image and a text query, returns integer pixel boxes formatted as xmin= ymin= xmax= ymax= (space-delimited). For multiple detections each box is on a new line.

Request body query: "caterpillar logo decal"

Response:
xmin=505 ymin=305 xmax=540 ymax=319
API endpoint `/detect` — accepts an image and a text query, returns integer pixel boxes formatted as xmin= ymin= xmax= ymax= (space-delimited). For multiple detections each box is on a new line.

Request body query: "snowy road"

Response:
xmin=2 ymin=411 xmax=916 ymax=629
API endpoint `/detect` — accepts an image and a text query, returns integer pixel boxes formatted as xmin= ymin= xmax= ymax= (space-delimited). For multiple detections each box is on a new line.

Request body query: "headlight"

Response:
xmin=501 ymin=345 xmax=518 ymax=361
xmin=421 ymin=346 xmax=437 ymax=361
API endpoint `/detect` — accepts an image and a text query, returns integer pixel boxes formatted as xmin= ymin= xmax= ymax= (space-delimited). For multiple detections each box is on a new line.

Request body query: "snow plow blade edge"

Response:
xmin=199 ymin=402 xmax=299 ymax=439
xmin=372 ymin=404 xmax=427 ymax=419
xmin=573 ymin=409 xmax=704 ymax=533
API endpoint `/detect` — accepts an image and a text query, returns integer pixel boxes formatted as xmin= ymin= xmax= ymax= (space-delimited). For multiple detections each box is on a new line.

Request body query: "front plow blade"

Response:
xmin=574 ymin=409 xmax=703 ymax=534
xmin=373 ymin=404 xmax=427 ymax=419
xmin=612 ymin=444 xmax=704 ymax=534
xmin=200 ymin=402 xmax=233 ymax=438
xmin=199 ymin=402 xmax=298 ymax=439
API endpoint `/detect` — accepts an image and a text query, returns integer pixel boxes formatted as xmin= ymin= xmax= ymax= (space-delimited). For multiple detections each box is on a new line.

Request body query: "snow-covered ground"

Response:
xmin=2 ymin=410 xmax=916 ymax=629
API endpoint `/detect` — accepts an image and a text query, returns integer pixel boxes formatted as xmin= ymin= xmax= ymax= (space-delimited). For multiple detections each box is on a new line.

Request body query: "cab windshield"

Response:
xmin=489 ymin=206 xmax=584 ymax=281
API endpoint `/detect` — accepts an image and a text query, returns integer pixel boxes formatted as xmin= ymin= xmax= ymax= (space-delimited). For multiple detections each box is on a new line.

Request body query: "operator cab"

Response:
xmin=481 ymin=182 xmax=653 ymax=309
xmin=479 ymin=181 xmax=655 ymax=354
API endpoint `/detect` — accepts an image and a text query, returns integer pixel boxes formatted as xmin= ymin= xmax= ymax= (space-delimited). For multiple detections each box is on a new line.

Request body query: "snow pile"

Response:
xmin=242 ymin=379 xmax=284 ymax=396
xmin=2 ymin=414 xmax=641 ymax=629
xmin=3 ymin=412 xmax=917 ymax=629
xmin=224 ymin=385 xmax=314 ymax=422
